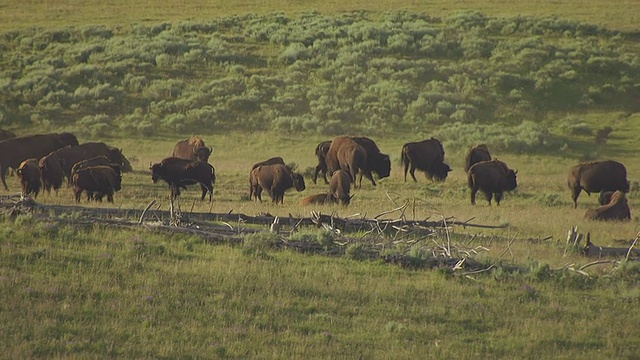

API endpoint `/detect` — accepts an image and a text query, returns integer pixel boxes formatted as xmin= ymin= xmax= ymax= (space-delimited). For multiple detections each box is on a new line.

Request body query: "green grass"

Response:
xmin=2 ymin=217 xmax=640 ymax=358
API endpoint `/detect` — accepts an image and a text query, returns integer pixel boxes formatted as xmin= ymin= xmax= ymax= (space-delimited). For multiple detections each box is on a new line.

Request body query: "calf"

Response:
xmin=300 ymin=193 xmax=334 ymax=206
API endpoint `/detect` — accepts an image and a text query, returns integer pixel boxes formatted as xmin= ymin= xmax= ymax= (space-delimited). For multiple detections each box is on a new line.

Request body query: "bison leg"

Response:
xmin=403 ymin=161 xmax=409 ymax=182
xmin=470 ymin=187 xmax=478 ymax=205
xmin=484 ymin=191 xmax=493 ymax=206
xmin=571 ymin=187 xmax=582 ymax=209
xmin=409 ymin=165 xmax=418 ymax=182
xmin=495 ymin=192 xmax=503 ymax=206
xmin=0 ymin=165 xmax=8 ymax=191
xmin=74 ymin=188 xmax=82 ymax=203
xmin=313 ymin=163 xmax=328 ymax=184
xmin=254 ymin=186 xmax=263 ymax=202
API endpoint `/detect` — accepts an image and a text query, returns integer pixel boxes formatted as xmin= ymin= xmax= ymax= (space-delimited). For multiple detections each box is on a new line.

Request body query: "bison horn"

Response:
xmin=207 ymin=146 xmax=213 ymax=154
xmin=514 ymin=170 xmax=518 ymax=175
xmin=149 ymin=161 xmax=153 ymax=169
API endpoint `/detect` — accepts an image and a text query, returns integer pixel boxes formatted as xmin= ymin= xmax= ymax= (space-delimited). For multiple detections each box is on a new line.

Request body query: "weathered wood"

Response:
xmin=583 ymin=238 xmax=640 ymax=258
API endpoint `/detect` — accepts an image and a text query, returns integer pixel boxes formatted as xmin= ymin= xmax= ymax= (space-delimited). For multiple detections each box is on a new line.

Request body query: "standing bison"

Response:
xmin=72 ymin=166 xmax=122 ymax=203
xmin=468 ymin=160 xmax=518 ymax=205
xmin=567 ymin=160 xmax=629 ymax=208
xmin=400 ymin=138 xmax=452 ymax=182
xmin=325 ymin=136 xmax=390 ymax=188
xmin=464 ymin=144 xmax=492 ymax=172
xmin=249 ymin=157 xmax=286 ymax=201
xmin=584 ymin=190 xmax=631 ymax=221
xmin=173 ymin=136 xmax=213 ymax=163
xmin=150 ymin=157 xmax=216 ymax=201
xmin=17 ymin=159 xmax=42 ymax=198
xmin=250 ymin=163 xmax=305 ymax=204
xmin=312 ymin=141 xmax=332 ymax=184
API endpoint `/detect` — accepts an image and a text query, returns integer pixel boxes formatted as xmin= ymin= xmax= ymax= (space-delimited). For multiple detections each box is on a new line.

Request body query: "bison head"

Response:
xmin=429 ymin=162 xmax=452 ymax=182
xmin=292 ymin=173 xmax=306 ymax=192
xmin=193 ymin=146 xmax=212 ymax=163
xmin=371 ymin=154 xmax=391 ymax=179
xmin=505 ymin=170 xmax=518 ymax=191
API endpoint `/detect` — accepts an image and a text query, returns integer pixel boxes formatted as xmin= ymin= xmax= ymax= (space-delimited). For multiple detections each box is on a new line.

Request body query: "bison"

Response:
xmin=312 ymin=141 xmax=332 ymax=184
xmin=72 ymin=166 xmax=122 ymax=203
xmin=468 ymin=160 xmax=518 ymax=205
xmin=584 ymin=190 xmax=631 ymax=221
xmin=329 ymin=169 xmax=353 ymax=206
xmin=150 ymin=157 xmax=216 ymax=201
xmin=0 ymin=133 xmax=74 ymax=190
xmin=400 ymin=138 xmax=452 ymax=182
xmin=71 ymin=156 xmax=121 ymax=180
xmin=250 ymin=163 xmax=305 ymax=204
xmin=40 ymin=142 xmax=131 ymax=191
xmin=351 ymin=136 xmax=391 ymax=186
xmin=173 ymin=136 xmax=213 ymax=163
xmin=325 ymin=136 xmax=368 ymax=187
xmin=464 ymin=144 xmax=492 ymax=172
xmin=249 ymin=157 xmax=286 ymax=200
xmin=17 ymin=159 xmax=42 ymax=198
xmin=300 ymin=193 xmax=334 ymax=206
xmin=568 ymin=160 xmax=629 ymax=208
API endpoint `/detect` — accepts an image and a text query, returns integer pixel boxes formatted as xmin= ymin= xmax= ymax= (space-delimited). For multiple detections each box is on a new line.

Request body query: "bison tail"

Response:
xmin=399 ymin=146 xmax=407 ymax=167
xmin=467 ymin=171 xmax=476 ymax=189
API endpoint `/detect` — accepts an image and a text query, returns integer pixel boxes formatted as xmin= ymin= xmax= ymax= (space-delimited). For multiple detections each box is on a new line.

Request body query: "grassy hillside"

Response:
xmin=1 ymin=2 xmax=639 ymax=358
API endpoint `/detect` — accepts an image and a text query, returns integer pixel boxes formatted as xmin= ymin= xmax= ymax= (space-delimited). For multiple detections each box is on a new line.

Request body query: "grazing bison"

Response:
xmin=584 ymin=190 xmax=631 ymax=221
xmin=468 ymin=160 xmax=518 ymax=205
xmin=150 ymin=157 xmax=216 ymax=201
xmin=300 ymin=193 xmax=334 ymax=206
xmin=325 ymin=136 xmax=368 ymax=187
xmin=464 ymin=144 xmax=492 ymax=172
xmin=0 ymin=133 xmax=73 ymax=190
xmin=400 ymin=138 xmax=452 ymax=182
xmin=312 ymin=141 xmax=332 ymax=184
xmin=173 ymin=136 xmax=213 ymax=163
xmin=351 ymin=136 xmax=391 ymax=186
xmin=16 ymin=159 xmax=42 ymax=198
xmin=40 ymin=142 xmax=131 ymax=190
xmin=251 ymin=163 xmax=305 ymax=204
xmin=329 ymin=169 xmax=353 ymax=206
xmin=249 ymin=157 xmax=286 ymax=200
xmin=72 ymin=166 xmax=122 ymax=203
xmin=71 ymin=156 xmax=121 ymax=180
xmin=568 ymin=160 xmax=629 ymax=208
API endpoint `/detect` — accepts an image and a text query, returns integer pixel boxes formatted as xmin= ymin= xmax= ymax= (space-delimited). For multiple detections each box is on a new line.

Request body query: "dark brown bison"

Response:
xmin=312 ymin=141 xmax=332 ymax=184
xmin=584 ymin=190 xmax=631 ymax=221
xmin=300 ymin=193 xmax=334 ymax=206
xmin=250 ymin=163 xmax=305 ymax=204
xmin=400 ymin=138 xmax=452 ymax=182
xmin=568 ymin=160 xmax=629 ymax=208
xmin=468 ymin=160 xmax=518 ymax=205
xmin=350 ymin=136 xmax=391 ymax=186
xmin=329 ymin=169 xmax=353 ymax=206
xmin=17 ymin=159 xmax=42 ymax=198
xmin=325 ymin=136 xmax=368 ymax=187
xmin=598 ymin=191 xmax=614 ymax=206
xmin=72 ymin=166 xmax=122 ymax=203
xmin=173 ymin=136 xmax=213 ymax=163
xmin=0 ymin=133 xmax=73 ymax=190
xmin=150 ymin=157 xmax=215 ymax=201
xmin=40 ymin=142 xmax=131 ymax=191
xmin=58 ymin=132 xmax=80 ymax=147
xmin=0 ymin=129 xmax=17 ymax=141
xmin=249 ymin=157 xmax=286 ymax=200
xmin=464 ymin=144 xmax=492 ymax=172
xmin=71 ymin=156 xmax=121 ymax=180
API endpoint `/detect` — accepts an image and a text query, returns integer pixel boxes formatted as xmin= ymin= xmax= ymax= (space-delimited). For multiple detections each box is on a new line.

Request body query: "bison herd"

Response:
xmin=2 ymin=130 xmax=632 ymax=222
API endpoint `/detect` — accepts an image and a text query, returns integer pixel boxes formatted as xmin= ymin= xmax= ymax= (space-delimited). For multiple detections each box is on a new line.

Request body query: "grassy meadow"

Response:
xmin=1 ymin=0 xmax=640 ymax=358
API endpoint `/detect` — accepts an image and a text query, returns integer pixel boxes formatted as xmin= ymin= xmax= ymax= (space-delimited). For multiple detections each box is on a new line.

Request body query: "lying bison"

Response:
xmin=584 ymin=190 xmax=631 ymax=221
xmin=468 ymin=160 xmax=518 ymax=205
xmin=464 ymin=144 xmax=491 ymax=172
xmin=568 ymin=160 xmax=629 ymax=208
xmin=251 ymin=163 xmax=305 ymax=204
xmin=400 ymin=138 xmax=451 ymax=182
xmin=300 ymin=193 xmax=334 ymax=206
